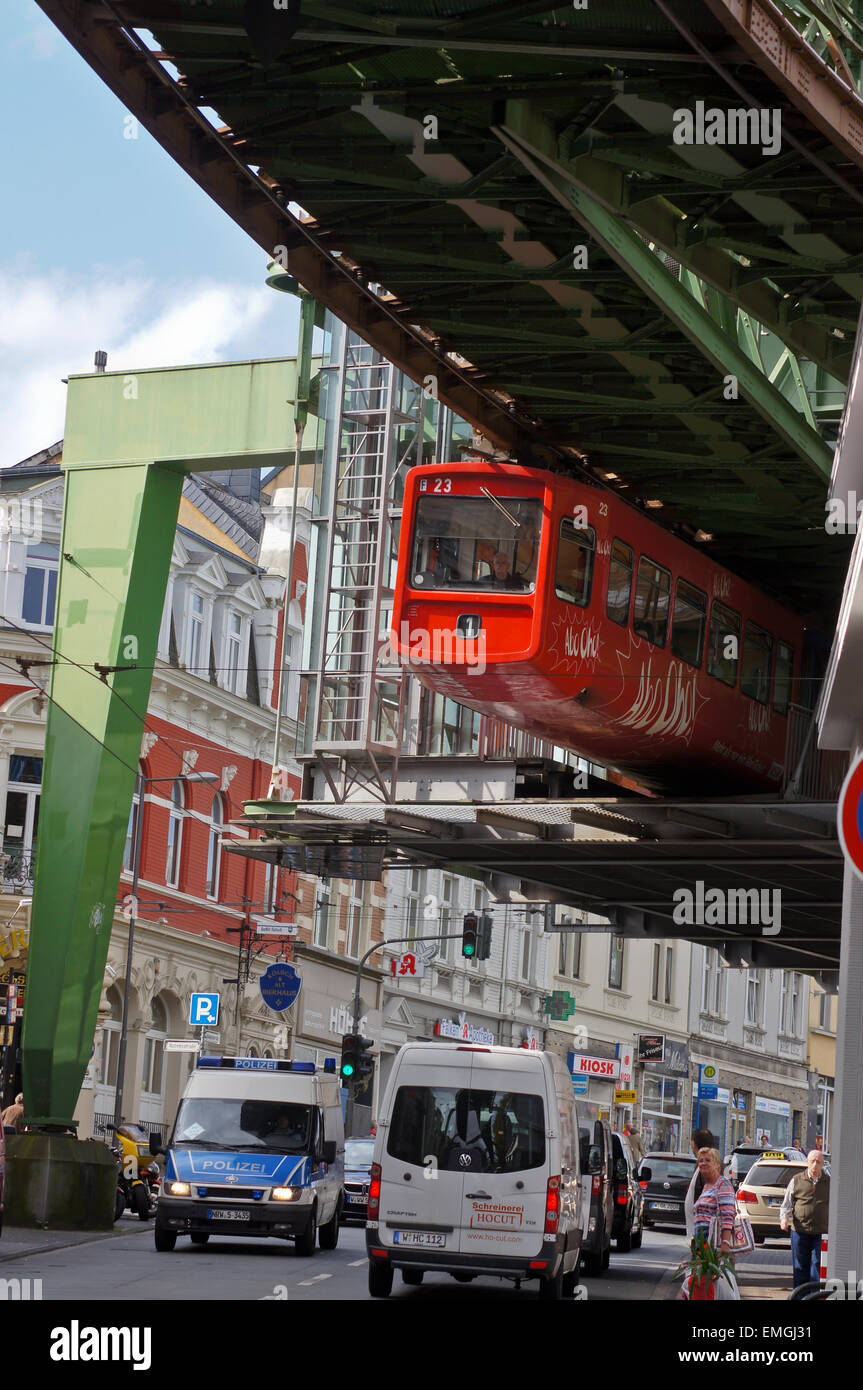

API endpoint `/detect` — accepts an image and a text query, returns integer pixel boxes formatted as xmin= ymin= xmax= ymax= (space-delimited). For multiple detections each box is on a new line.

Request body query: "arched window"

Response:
xmin=246 ymin=1044 xmax=259 ymax=1059
xmin=206 ymin=794 xmax=224 ymax=899
xmin=142 ymin=995 xmax=167 ymax=1097
xmin=98 ymin=985 xmax=124 ymax=1087
xmin=166 ymin=781 xmax=184 ymax=887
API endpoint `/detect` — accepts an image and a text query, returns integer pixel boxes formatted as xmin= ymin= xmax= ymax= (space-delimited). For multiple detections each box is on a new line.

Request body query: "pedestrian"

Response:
xmin=684 ymin=1128 xmax=716 ymax=1239
xmin=780 ymin=1150 xmax=829 ymax=1289
xmin=1 ymin=1093 xmax=23 ymax=1131
xmin=760 ymin=1133 xmax=770 ymax=1148
xmin=624 ymin=1123 xmax=643 ymax=1165
xmin=691 ymin=1147 xmax=736 ymax=1259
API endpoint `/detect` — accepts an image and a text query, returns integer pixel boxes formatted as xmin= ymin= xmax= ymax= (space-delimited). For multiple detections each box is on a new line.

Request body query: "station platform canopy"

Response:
xmin=228 ymin=793 xmax=842 ymax=979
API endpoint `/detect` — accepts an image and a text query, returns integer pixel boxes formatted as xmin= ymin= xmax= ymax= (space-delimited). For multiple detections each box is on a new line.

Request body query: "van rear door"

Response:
xmin=455 ymin=1057 xmax=547 ymax=1260
xmin=379 ymin=1057 xmax=466 ymax=1258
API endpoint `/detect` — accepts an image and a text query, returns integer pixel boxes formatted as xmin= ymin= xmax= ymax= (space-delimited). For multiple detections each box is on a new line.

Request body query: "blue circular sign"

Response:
xmin=259 ymin=963 xmax=302 ymax=1012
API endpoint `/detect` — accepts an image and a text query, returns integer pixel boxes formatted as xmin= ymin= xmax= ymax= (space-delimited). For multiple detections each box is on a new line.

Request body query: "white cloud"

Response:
xmin=10 ymin=22 xmax=62 ymax=63
xmin=0 ymin=264 xmax=280 ymax=468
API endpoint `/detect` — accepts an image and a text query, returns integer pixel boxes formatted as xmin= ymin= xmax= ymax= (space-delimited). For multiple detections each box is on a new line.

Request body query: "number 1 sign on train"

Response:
xmin=837 ymin=755 xmax=863 ymax=880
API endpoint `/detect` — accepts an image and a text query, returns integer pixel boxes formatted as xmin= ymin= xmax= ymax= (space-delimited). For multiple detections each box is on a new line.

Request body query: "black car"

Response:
xmin=611 ymin=1132 xmax=644 ymax=1251
xmin=340 ymin=1136 xmax=375 ymax=1223
xmin=637 ymin=1152 xmax=697 ymax=1228
xmin=577 ymin=1105 xmax=615 ymax=1276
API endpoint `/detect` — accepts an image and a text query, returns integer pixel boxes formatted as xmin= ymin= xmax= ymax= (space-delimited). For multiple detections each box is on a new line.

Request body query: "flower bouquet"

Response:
xmin=674 ymin=1231 xmax=738 ymax=1301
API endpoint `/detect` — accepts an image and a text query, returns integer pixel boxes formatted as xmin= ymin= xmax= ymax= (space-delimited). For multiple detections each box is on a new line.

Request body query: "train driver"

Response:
xmin=482 ymin=550 xmax=527 ymax=590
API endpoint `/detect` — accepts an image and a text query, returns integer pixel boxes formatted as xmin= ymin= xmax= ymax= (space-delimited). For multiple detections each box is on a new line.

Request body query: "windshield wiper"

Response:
xmin=480 ymin=487 xmax=521 ymax=529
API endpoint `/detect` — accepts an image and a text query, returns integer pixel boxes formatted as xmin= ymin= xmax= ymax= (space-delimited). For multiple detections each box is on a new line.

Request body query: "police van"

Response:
xmin=366 ymin=1042 xmax=583 ymax=1299
xmin=152 ymin=1057 xmax=344 ymax=1254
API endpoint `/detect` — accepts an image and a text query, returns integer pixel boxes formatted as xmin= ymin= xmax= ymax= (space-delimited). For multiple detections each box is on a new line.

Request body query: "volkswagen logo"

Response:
xmin=458 ymin=1153 xmax=473 ymax=1169
xmin=663 ymin=1181 xmax=670 ymax=1190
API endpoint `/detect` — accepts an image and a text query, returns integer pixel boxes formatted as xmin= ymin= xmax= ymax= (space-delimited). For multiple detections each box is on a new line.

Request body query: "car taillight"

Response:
xmin=737 ymin=1189 xmax=758 ymax=1204
xmin=639 ymin=1180 xmax=647 ymax=1189
xmin=544 ymin=1175 xmax=561 ymax=1234
xmin=591 ymin=1174 xmax=601 ymax=1198
xmin=617 ymin=1192 xmax=628 ymax=1205
xmin=367 ymin=1162 xmax=381 ymax=1220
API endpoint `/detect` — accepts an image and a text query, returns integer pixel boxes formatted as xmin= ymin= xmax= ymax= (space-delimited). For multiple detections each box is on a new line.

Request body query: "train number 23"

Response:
xmin=432 ymin=478 xmax=452 ymax=493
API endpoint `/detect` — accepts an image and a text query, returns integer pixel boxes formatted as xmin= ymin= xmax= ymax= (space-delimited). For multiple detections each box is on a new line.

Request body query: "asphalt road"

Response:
xmin=1 ymin=1215 xmax=697 ymax=1302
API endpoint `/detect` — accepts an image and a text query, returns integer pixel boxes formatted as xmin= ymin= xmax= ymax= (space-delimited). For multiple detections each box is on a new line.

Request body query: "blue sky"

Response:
xmin=0 ymin=0 xmax=300 ymax=467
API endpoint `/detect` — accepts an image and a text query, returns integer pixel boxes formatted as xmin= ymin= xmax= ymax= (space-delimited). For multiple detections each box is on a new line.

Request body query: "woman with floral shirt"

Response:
xmin=691 ymin=1146 xmax=736 ymax=1258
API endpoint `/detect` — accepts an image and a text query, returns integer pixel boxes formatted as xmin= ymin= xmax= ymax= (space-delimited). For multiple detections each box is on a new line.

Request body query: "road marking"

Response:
xmin=348 ymin=1259 xmax=366 ymax=1267
xmin=298 ymin=1273 xmax=333 ymax=1286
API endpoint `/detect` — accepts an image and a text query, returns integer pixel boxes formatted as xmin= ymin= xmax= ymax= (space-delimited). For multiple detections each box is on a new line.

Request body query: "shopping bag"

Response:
xmin=708 ymin=1212 xmax=756 ymax=1259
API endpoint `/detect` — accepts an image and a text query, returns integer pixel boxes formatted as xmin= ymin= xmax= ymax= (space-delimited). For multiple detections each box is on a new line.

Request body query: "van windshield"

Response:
xmin=173 ymin=1098 xmax=314 ymax=1152
xmin=388 ymin=1086 xmax=545 ymax=1173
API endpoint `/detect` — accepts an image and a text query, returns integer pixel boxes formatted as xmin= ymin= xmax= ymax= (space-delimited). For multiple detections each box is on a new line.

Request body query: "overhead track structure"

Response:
xmin=36 ymin=0 xmax=863 ymax=610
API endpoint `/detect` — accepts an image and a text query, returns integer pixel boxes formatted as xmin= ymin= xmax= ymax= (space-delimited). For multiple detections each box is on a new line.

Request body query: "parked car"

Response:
xmin=611 ymin=1131 xmax=643 ymax=1252
xmin=736 ymin=1157 xmax=829 ymax=1243
xmin=637 ymin=1152 xmax=697 ymax=1228
xmin=577 ymin=1103 xmax=614 ymax=1276
xmin=341 ymin=1136 xmax=375 ymax=1223
xmin=725 ymin=1145 xmax=805 ymax=1192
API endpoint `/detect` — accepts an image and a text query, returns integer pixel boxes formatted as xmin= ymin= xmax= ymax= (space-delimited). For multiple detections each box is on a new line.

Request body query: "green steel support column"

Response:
xmin=24 ymin=461 xmax=183 ymax=1125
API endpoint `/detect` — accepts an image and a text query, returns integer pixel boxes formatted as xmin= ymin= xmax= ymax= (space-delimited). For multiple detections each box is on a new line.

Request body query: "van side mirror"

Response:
xmin=322 ymin=1140 xmax=337 ymax=1165
xmin=149 ymin=1132 xmax=165 ymax=1156
xmin=588 ymin=1145 xmax=602 ymax=1174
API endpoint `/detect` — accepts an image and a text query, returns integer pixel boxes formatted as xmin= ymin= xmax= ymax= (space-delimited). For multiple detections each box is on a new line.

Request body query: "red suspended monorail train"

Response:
xmin=391 ymin=461 xmax=804 ymax=792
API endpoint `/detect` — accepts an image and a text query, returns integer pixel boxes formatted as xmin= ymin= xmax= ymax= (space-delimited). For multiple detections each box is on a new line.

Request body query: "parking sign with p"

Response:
xmin=189 ymin=992 xmax=220 ymax=1027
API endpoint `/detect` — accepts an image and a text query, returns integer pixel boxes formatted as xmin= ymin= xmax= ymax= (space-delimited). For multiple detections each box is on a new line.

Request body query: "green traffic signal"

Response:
xmin=462 ymin=914 xmax=479 ymax=958
xmin=463 ymin=942 xmax=475 ymax=957
xmin=342 ymin=1062 xmax=354 ymax=1077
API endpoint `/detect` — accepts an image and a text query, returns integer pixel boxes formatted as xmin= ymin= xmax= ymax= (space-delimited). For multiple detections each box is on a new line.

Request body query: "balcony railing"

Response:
xmin=1 ymin=847 xmax=35 ymax=893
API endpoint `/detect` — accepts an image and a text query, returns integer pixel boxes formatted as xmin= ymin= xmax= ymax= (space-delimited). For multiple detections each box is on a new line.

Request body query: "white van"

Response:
xmin=365 ymin=1042 xmax=583 ymax=1298
xmin=153 ymin=1057 xmax=344 ymax=1255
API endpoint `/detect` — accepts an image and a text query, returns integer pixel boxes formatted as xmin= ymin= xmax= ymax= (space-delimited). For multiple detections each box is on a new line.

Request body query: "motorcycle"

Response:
xmin=98 ymin=1125 xmax=152 ymax=1222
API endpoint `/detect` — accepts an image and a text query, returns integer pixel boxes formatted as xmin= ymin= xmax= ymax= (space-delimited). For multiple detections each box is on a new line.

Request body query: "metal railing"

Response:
xmin=782 ymin=703 xmax=847 ymax=801
xmin=92 ymin=1111 xmax=169 ymax=1143
xmin=1 ymin=848 xmax=35 ymax=893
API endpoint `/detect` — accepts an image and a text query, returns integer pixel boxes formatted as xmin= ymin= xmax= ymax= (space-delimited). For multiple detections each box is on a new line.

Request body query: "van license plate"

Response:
xmin=393 ymin=1231 xmax=445 ymax=1247
xmin=208 ymin=1208 xmax=250 ymax=1221
xmin=652 ymin=1202 xmax=677 ymax=1211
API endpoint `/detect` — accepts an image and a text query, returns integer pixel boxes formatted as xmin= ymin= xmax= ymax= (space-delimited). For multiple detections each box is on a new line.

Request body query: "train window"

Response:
xmin=409 ymin=495 xmax=542 ymax=592
xmin=773 ymin=642 xmax=794 ymax=715
xmin=707 ymin=602 xmax=740 ymax=687
xmin=555 ymin=519 xmax=595 ymax=607
xmin=741 ymin=621 xmax=773 ymax=704
xmin=670 ymin=580 xmax=707 ymax=668
xmin=633 ymin=556 xmax=671 ymax=647
xmin=606 ymin=540 xmax=633 ymax=626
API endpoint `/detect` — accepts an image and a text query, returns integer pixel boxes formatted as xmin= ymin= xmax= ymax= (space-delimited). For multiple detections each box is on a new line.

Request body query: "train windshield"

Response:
xmin=410 ymin=495 xmax=542 ymax=592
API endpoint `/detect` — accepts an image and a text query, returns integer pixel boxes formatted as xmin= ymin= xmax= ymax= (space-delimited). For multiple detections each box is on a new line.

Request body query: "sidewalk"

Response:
xmin=654 ymin=1244 xmax=793 ymax=1301
xmin=0 ymin=1218 xmax=150 ymax=1264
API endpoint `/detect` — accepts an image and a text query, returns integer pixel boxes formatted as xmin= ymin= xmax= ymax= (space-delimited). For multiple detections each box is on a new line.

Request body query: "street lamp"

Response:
xmin=110 ymin=769 xmax=219 ymax=1134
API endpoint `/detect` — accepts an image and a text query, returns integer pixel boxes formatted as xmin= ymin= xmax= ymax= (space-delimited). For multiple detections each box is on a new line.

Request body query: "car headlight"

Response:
xmin=167 ymin=1181 xmax=191 ymax=1196
xmin=272 ymin=1187 xmax=301 ymax=1202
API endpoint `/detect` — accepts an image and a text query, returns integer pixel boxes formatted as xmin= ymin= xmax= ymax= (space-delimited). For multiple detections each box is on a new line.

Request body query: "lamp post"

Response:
xmin=111 ymin=769 xmax=219 ymax=1134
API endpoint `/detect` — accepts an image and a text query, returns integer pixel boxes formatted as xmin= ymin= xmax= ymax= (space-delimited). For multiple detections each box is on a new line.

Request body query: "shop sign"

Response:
xmin=614 ymin=1089 xmax=637 ymax=1105
xmin=435 ymin=1018 xmax=495 ymax=1044
xmin=755 ymin=1096 xmax=791 ymax=1116
xmin=637 ymin=1033 xmax=665 ymax=1063
xmin=0 ymin=927 xmax=28 ymax=961
xmin=569 ymin=1052 xmax=620 ymax=1079
xmin=617 ymin=1043 xmax=634 ymax=1087
xmin=390 ymin=952 xmax=426 ymax=980
xmin=643 ymin=1037 xmax=689 ymax=1075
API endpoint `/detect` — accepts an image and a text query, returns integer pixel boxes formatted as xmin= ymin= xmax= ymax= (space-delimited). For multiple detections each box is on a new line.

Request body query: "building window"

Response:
xmin=702 ymin=948 xmax=726 ymax=1016
xmin=141 ymin=995 xmax=167 ymax=1096
xmin=3 ymin=755 xmax=42 ymax=887
xmin=21 ymin=542 xmax=58 ymax=627
xmin=781 ymin=971 xmax=803 ymax=1036
xmin=314 ymin=882 xmax=330 ymax=949
xmin=225 ymin=611 xmax=244 ymax=694
xmin=818 ymin=991 xmax=833 ymax=1032
xmin=520 ymin=926 xmax=532 ymax=981
xmin=122 ymin=775 xmax=143 ymax=874
xmin=651 ymin=944 xmax=661 ymax=1001
xmin=745 ymin=969 xmax=762 ymax=1026
xmin=165 ymin=781 xmax=184 ymax=888
xmin=571 ymin=927 xmax=582 ymax=979
xmin=186 ymin=592 xmax=205 ymax=673
xmin=264 ymin=860 xmax=278 ymax=915
xmin=98 ymin=985 xmax=123 ymax=1087
xmin=608 ymin=935 xmax=625 ymax=990
xmin=405 ymin=868 xmax=423 ymax=944
xmin=438 ymin=874 xmax=455 ymax=962
xmin=206 ymin=794 xmax=224 ymax=899
xmin=664 ymin=945 xmax=674 ymax=1004
xmin=346 ymin=885 xmax=363 ymax=958
xmin=559 ymin=932 xmax=569 ymax=977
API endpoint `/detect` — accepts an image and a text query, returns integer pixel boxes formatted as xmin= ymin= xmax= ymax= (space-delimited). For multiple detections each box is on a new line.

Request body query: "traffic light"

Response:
xmin=340 ymin=1033 xmax=359 ymax=1083
xmin=462 ymin=914 xmax=478 ymax=958
xmin=476 ymin=914 xmax=493 ymax=961
xmin=355 ymin=1036 xmax=374 ymax=1082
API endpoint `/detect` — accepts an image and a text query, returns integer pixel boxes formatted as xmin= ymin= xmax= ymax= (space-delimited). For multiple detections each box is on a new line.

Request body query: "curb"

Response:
xmin=0 ymin=1221 xmax=151 ymax=1265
